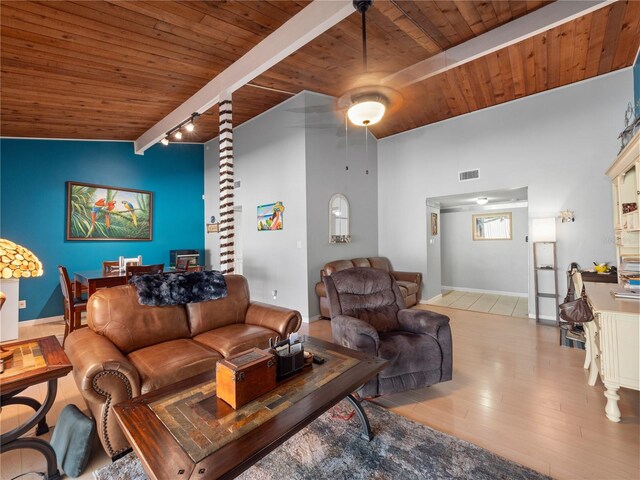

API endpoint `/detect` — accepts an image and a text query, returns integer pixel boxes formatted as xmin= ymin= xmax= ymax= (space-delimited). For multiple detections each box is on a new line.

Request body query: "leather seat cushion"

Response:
xmin=128 ymin=339 xmax=222 ymax=394
xmin=396 ymin=281 xmax=419 ymax=296
xmin=194 ymin=324 xmax=278 ymax=358
xmin=377 ymin=332 xmax=442 ymax=378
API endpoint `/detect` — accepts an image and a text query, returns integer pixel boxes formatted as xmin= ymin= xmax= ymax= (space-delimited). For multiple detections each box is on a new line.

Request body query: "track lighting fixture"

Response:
xmin=159 ymin=112 xmax=200 ymax=146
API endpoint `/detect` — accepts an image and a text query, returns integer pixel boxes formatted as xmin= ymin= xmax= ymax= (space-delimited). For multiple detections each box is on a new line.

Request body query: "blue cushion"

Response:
xmin=50 ymin=404 xmax=95 ymax=478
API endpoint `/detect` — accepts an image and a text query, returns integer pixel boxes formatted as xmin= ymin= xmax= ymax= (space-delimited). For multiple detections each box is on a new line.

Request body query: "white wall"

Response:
xmin=304 ymin=92 xmax=378 ymax=318
xmin=441 ymin=207 xmax=528 ymax=295
xmin=378 ymin=69 xmax=632 ymax=319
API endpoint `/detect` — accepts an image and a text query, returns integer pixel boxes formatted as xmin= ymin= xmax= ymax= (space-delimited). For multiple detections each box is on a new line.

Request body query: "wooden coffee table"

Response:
xmin=114 ymin=337 xmax=387 ymax=480
xmin=0 ymin=336 xmax=73 ymax=480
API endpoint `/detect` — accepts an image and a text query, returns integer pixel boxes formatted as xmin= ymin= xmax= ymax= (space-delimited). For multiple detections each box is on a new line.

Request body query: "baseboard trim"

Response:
xmin=302 ymin=314 xmax=323 ymax=324
xmin=528 ymin=313 xmax=558 ymax=324
xmin=18 ymin=315 xmax=64 ymax=327
xmin=441 ymin=286 xmax=528 ymax=297
xmin=421 ymin=294 xmax=442 ymax=304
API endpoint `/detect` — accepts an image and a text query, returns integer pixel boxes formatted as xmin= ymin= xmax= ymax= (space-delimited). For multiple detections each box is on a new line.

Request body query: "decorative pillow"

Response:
xmin=50 ymin=404 xmax=95 ymax=478
xmin=129 ymin=270 xmax=228 ymax=306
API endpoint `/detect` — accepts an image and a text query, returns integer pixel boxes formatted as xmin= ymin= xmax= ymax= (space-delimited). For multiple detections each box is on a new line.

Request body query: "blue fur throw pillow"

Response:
xmin=129 ymin=270 xmax=227 ymax=306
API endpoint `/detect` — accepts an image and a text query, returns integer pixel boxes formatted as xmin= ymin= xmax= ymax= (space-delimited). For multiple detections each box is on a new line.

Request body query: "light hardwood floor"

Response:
xmin=428 ymin=289 xmax=529 ymax=318
xmin=2 ymin=309 xmax=638 ymax=479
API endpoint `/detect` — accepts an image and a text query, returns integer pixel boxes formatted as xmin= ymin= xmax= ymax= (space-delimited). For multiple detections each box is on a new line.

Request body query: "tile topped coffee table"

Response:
xmin=113 ymin=337 xmax=387 ymax=480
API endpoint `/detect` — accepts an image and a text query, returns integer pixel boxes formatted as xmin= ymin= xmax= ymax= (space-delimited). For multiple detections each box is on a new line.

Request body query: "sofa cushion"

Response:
xmin=368 ymin=257 xmax=392 ymax=272
xmin=323 ymin=260 xmax=355 ymax=276
xmin=351 ymin=258 xmax=371 ymax=268
xmin=378 ymin=332 xmax=442 ymax=378
xmin=89 ymin=285 xmax=190 ymax=354
xmin=396 ymin=280 xmax=419 ymax=296
xmin=186 ymin=274 xmax=249 ymax=337
xmin=127 ymin=339 xmax=222 ymax=394
xmin=194 ymin=324 xmax=278 ymax=358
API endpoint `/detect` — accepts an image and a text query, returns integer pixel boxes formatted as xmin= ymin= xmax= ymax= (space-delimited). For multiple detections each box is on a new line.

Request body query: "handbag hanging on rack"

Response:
xmin=559 ymin=276 xmax=594 ymax=323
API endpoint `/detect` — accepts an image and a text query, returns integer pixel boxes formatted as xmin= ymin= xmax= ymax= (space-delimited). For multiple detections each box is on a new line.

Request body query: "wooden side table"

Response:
xmin=0 ymin=336 xmax=72 ymax=480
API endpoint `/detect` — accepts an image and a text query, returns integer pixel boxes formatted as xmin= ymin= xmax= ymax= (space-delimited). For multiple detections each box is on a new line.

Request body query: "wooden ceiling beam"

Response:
xmin=384 ymin=0 xmax=615 ymax=89
xmin=134 ymin=0 xmax=353 ymax=155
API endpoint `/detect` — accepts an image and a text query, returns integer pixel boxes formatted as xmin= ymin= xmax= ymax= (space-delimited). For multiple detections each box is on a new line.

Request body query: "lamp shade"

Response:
xmin=0 ymin=239 xmax=44 ymax=279
xmin=531 ymin=218 xmax=557 ymax=242
xmin=347 ymin=99 xmax=386 ymax=126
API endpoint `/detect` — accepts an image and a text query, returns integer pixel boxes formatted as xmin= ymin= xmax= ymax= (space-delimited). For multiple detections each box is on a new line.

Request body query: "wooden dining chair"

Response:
xmin=125 ymin=263 xmax=164 ymax=280
xmin=58 ymin=265 xmax=88 ymax=345
xmin=102 ymin=260 xmax=120 ymax=273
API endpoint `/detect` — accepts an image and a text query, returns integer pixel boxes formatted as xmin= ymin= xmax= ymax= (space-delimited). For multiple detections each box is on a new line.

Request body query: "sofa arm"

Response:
xmin=64 ymin=328 xmax=141 ymax=458
xmin=245 ymin=301 xmax=302 ymax=338
xmin=391 ymin=271 xmax=422 ymax=285
xmin=331 ymin=315 xmax=379 ymax=356
xmin=315 ymin=281 xmax=326 ymax=297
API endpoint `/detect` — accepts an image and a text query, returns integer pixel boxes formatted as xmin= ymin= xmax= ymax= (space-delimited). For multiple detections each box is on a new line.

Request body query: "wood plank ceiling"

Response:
xmin=1 ymin=1 xmax=639 ymax=143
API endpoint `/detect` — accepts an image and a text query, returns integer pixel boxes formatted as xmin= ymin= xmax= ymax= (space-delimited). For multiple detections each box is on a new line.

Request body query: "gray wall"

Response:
xmin=378 ymin=69 xmax=631 ymax=319
xmin=205 ymin=94 xmax=309 ymax=317
xmin=441 ymin=207 xmax=528 ymax=295
xmin=204 ymin=143 xmax=221 ymax=270
xmin=304 ymin=92 xmax=379 ymax=318
xmin=204 ymin=91 xmax=377 ymax=320
xmin=425 ymin=203 xmax=441 ymax=301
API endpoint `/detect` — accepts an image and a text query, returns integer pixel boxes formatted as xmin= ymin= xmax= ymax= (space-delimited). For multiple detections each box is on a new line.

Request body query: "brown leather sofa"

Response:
xmin=64 ymin=274 xmax=301 ymax=459
xmin=315 ymin=257 xmax=422 ymax=318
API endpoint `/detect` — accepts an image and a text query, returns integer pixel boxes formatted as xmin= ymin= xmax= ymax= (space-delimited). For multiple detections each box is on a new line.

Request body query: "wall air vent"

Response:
xmin=234 ymin=180 xmax=241 ymax=189
xmin=458 ymin=169 xmax=480 ymax=182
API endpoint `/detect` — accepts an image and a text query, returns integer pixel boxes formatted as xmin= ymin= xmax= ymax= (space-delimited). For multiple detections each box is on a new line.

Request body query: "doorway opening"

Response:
xmin=425 ymin=187 xmax=529 ymax=318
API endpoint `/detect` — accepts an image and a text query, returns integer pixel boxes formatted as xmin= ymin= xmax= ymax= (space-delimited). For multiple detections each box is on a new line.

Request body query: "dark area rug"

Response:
xmin=94 ymin=400 xmax=550 ymax=480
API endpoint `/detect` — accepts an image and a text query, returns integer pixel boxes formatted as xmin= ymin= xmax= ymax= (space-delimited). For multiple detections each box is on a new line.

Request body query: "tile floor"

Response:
xmin=427 ymin=289 xmax=529 ymax=318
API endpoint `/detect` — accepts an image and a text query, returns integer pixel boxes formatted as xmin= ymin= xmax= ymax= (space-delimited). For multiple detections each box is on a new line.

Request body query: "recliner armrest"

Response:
xmin=245 ymin=301 xmax=302 ymax=338
xmin=397 ymin=309 xmax=449 ymax=339
xmin=391 ymin=271 xmax=422 ymax=285
xmin=315 ymin=281 xmax=326 ymax=297
xmin=331 ymin=315 xmax=379 ymax=356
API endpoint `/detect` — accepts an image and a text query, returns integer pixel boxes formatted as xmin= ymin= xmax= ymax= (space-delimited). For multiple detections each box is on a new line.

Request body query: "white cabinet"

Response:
xmin=585 ymin=282 xmax=639 ymax=422
xmin=606 ymin=131 xmax=639 ymax=285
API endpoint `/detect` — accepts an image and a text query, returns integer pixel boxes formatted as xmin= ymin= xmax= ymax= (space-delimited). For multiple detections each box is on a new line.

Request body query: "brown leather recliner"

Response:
xmin=315 ymin=257 xmax=421 ymax=318
xmin=64 ymin=274 xmax=301 ymax=459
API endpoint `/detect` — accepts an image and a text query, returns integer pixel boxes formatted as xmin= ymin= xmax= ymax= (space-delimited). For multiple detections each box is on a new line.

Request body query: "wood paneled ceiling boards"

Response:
xmin=1 ymin=1 xmax=638 ymax=149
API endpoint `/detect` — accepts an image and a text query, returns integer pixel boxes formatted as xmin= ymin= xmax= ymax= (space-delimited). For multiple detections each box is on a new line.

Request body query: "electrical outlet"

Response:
xmin=272 ymin=290 xmax=277 ymax=299
xmin=18 ymin=300 xmax=26 ymax=309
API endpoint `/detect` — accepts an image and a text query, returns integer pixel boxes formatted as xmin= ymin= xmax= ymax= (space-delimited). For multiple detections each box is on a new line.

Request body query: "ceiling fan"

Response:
xmin=336 ymin=0 xmax=404 ymax=127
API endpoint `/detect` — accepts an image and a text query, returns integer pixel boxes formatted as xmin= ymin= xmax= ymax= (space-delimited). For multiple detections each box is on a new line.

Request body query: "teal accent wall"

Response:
xmin=0 ymin=139 xmax=204 ymax=321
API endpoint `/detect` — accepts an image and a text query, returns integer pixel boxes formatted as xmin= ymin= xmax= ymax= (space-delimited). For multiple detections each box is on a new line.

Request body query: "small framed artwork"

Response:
xmin=257 ymin=201 xmax=284 ymax=231
xmin=472 ymin=212 xmax=512 ymax=240
xmin=431 ymin=213 xmax=438 ymax=236
xmin=206 ymin=223 xmax=219 ymax=233
xmin=66 ymin=181 xmax=153 ymax=241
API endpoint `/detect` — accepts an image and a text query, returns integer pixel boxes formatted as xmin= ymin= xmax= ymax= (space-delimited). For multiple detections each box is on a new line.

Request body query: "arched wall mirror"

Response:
xmin=329 ymin=193 xmax=351 ymax=244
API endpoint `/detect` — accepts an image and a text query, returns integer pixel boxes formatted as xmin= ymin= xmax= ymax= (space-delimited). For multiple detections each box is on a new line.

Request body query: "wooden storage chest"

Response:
xmin=216 ymin=348 xmax=276 ymax=409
